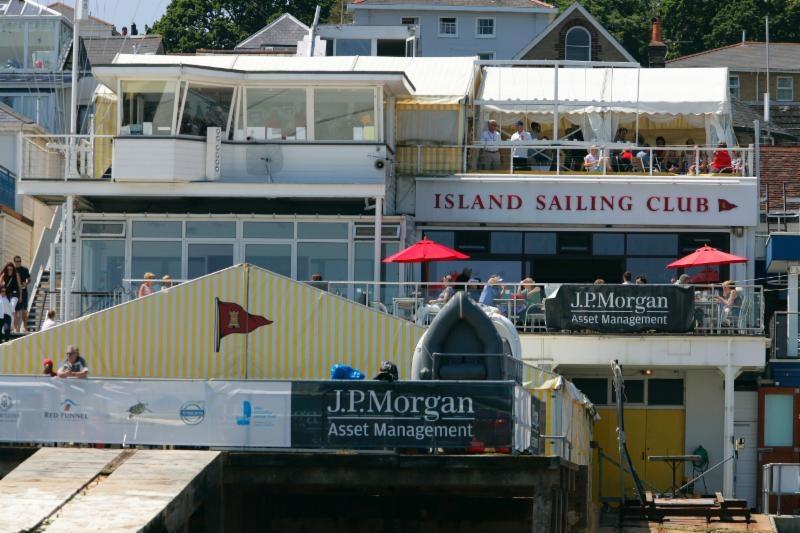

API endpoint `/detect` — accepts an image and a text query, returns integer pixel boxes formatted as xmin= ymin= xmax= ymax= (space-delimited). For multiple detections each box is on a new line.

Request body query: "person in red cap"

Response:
xmin=42 ymin=358 xmax=56 ymax=377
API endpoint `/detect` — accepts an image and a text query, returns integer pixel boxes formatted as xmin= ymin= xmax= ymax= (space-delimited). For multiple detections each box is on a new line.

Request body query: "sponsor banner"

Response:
xmin=544 ymin=284 xmax=695 ymax=333
xmin=415 ymin=179 xmax=758 ymax=226
xmin=291 ymin=381 xmax=513 ymax=449
xmin=0 ymin=377 xmax=291 ymax=447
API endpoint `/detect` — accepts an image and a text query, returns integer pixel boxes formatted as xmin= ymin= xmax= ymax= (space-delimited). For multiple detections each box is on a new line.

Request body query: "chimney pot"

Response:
xmin=648 ymin=17 xmax=667 ymax=68
xmin=651 ymin=17 xmax=663 ymax=44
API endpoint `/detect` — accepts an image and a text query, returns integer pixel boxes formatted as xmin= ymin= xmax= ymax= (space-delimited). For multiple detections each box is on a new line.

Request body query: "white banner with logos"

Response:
xmin=415 ymin=178 xmax=758 ymax=226
xmin=0 ymin=377 xmax=291 ymax=448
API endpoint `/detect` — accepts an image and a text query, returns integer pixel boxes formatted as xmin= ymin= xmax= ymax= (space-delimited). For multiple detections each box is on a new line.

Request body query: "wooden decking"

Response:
xmin=0 ymin=447 xmax=221 ymax=532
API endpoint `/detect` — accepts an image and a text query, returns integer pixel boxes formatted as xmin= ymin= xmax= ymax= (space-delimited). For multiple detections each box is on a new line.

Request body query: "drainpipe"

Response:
xmin=722 ymin=339 xmax=736 ymax=498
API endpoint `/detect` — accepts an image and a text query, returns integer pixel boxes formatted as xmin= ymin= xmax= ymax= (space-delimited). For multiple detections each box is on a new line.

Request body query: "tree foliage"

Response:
xmin=151 ymin=0 xmax=335 ymax=52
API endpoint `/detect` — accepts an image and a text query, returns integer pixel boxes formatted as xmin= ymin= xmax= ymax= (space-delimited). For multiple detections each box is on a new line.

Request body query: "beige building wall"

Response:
xmin=0 ymin=209 xmax=33 ymax=266
xmin=732 ymin=71 xmax=800 ymax=103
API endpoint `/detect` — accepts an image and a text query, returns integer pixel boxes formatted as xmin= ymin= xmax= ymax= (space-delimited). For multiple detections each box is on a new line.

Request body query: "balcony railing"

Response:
xmin=80 ymin=281 xmax=764 ymax=337
xmin=770 ymin=311 xmax=800 ymax=359
xmin=21 ymin=134 xmax=114 ymax=181
xmin=395 ymin=144 xmax=755 ymax=177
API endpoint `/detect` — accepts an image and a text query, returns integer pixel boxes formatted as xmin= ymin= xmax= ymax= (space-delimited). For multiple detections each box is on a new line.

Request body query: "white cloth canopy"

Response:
xmin=477 ymin=67 xmax=730 ymax=116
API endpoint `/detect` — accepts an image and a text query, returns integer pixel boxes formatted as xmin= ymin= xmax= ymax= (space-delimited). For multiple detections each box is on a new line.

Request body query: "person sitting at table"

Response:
xmin=430 ymin=275 xmax=454 ymax=305
xmin=711 ymin=141 xmax=733 ymax=173
xmin=674 ymin=274 xmax=691 ymax=285
xmin=514 ymin=277 xmax=543 ymax=322
xmin=479 ymin=275 xmax=504 ymax=307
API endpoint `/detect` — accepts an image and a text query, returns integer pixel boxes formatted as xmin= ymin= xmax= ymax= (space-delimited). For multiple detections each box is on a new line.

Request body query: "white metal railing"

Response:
xmin=762 ymin=463 xmax=800 ymax=515
xmin=395 ymin=143 xmax=754 ymax=178
xmin=21 ymin=134 xmax=115 ymax=181
xmin=86 ymin=280 xmax=764 ymax=336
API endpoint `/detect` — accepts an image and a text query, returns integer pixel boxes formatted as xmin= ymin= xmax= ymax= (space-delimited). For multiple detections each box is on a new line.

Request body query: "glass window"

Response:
xmin=625 ymin=258 xmax=674 ymax=284
xmin=314 ymin=88 xmax=375 ymax=141
xmin=565 ymin=26 xmax=591 ymax=61
xmin=571 ymin=378 xmax=607 ymax=405
xmin=559 ymin=233 xmax=590 ymax=254
xmin=525 ymin=233 xmax=556 ymax=254
xmin=246 ymin=88 xmax=307 ymax=141
xmin=490 ymin=232 xmax=522 ymax=254
xmin=27 ymin=20 xmax=57 ymax=70
xmin=121 ymin=80 xmax=177 ymax=136
xmin=179 ymin=84 xmax=234 ymax=137
xmin=764 ymin=394 xmax=794 ymax=447
xmin=477 ymin=18 xmax=494 ymax=37
xmin=245 ymin=243 xmax=292 ymax=277
xmin=439 ymin=17 xmax=457 ymax=36
xmin=186 ymin=221 xmax=236 ymax=239
xmin=0 ymin=20 xmax=24 ymax=69
xmin=354 ymin=242 xmax=400 ymax=304
xmin=243 ymin=221 xmax=294 ymax=239
xmin=297 ymin=242 xmax=348 ymax=281
xmin=626 ymin=233 xmax=677 ymax=256
xmin=777 ymin=77 xmax=794 ymax=102
xmin=593 ymin=233 xmax=624 ymax=255
xmin=335 ymin=39 xmax=371 ymax=55
xmin=428 ymin=260 xmax=519 ymax=287
xmin=401 ymin=17 xmax=419 ymax=25
xmin=132 ymin=220 xmax=182 ymax=238
xmin=81 ymin=240 xmax=125 ymax=291
xmin=612 ymin=380 xmax=644 ymax=404
xmin=728 ymin=76 xmax=740 ymax=99
xmin=81 ymin=222 xmax=125 ymax=236
xmin=423 ymin=231 xmax=454 ymax=248
xmin=132 ymin=241 xmax=181 ymax=281
xmin=188 ymin=243 xmax=234 ymax=278
xmin=478 ymin=52 xmax=495 ymax=61
xmin=297 ymin=222 xmax=348 ymax=239
xmin=456 ymin=231 xmax=489 ymax=253
xmin=647 ymin=379 xmax=684 ymax=406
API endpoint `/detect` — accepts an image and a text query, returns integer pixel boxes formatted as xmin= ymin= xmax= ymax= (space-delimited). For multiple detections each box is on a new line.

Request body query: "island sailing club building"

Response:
xmin=15 ymin=55 xmax=764 ymax=505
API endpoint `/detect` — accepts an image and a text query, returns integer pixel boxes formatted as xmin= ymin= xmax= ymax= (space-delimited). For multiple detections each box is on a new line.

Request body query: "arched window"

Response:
xmin=565 ymin=26 xmax=591 ymax=61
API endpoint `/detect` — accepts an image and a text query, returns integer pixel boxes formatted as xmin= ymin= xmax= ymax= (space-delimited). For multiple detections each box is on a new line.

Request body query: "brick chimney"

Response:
xmin=648 ymin=17 xmax=667 ymax=68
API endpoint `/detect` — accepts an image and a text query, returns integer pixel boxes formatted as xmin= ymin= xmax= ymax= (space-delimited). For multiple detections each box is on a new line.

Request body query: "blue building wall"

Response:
xmin=353 ymin=9 xmax=553 ymax=59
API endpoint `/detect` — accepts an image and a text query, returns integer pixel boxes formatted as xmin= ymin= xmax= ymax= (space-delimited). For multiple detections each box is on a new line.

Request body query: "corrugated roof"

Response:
xmin=235 ymin=13 xmax=308 ymax=50
xmin=4 ymin=0 xmax=61 ymax=16
xmin=82 ymin=36 xmax=164 ymax=66
xmin=107 ymin=55 xmax=476 ymax=97
xmin=668 ymin=42 xmax=800 ymax=71
xmin=351 ymin=0 xmax=553 ymax=7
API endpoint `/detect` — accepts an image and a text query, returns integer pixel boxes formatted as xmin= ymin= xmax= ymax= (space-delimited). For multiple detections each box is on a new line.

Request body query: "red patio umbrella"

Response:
xmin=382 ymin=238 xmax=469 ymax=263
xmin=666 ymin=244 xmax=747 ymax=269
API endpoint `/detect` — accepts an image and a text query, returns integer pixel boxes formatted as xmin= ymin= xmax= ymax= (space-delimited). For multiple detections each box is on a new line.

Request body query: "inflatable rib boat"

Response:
xmin=411 ymin=291 xmax=521 ymax=380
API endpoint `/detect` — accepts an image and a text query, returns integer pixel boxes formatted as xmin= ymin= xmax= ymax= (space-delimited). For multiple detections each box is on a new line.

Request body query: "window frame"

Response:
xmin=728 ymin=75 xmax=741 ymax=99
xmin=564 ymin=26 xmax=592 ymax=62
xmin=438 ymin=16 xmax=458 ymax=38
xmin=475 ymin=17 xmax=496 ymax=39
xmin=400 ymin=16 xmax=419 ymax=26
xmin=477 ymin=51 xmax=496 ymax=61
xmin=777 ymin=76 xmax=794 ymax=102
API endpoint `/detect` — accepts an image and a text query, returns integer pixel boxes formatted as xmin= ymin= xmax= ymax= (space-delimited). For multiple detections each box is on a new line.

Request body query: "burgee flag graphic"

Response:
xmin=215 ymin=297 xmax=273 ymax=352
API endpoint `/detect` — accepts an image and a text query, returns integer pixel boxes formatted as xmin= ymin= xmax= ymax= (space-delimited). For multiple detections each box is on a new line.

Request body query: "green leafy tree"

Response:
xmin=151 ymin=0 xmax=336 ymax=53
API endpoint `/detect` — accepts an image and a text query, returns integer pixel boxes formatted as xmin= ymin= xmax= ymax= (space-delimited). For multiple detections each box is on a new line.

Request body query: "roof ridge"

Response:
xmin=667 ymin=41 xmax=751 ymax=63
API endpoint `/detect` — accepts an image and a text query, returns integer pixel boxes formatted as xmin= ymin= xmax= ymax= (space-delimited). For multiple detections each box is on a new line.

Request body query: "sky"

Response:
xmin=79 ymin=0 xmax=171 ymax=32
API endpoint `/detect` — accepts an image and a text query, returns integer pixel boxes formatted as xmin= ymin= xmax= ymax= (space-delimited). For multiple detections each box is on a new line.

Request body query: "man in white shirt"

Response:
xmin=583 ymin=146 xmax=609 ymax=172
xmin=510 ymin=119 xmax=532 ymax=170
xmin=41 ymin=309 xmax=57 ymax=330
xmin=479 ymin=120 xmax=502 ymax=170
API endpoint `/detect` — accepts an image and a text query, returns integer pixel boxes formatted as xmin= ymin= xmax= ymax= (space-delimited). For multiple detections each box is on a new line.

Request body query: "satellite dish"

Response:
xmin=245 ymin=145 xmax=284 ymax=182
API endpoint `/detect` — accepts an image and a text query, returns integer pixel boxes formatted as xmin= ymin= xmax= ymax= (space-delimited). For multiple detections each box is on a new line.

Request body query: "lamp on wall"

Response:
xmin=733 ymin=226 xmax=744 ymax=238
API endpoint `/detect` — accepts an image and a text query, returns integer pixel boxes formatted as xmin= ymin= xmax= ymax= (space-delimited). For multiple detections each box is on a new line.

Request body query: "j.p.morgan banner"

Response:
xmin=544 ymin=284 xmax=695 ymax=333
xmin=291 ymin=381 xmax=514 ymax=449
xmin=415 ymin=178 xmax=758 ymax=226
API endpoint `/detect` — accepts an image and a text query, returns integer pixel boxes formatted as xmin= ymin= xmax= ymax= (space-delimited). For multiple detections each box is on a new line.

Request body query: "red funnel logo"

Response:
xmin=718 ymin=199 xmax=737 ymax=212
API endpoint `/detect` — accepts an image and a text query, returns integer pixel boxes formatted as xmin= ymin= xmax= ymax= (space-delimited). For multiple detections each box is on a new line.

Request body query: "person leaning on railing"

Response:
xmin=478 ymin=120 xmax=502 ymax=171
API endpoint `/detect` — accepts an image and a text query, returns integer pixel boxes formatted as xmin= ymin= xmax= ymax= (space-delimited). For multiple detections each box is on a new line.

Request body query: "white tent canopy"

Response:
xmin=477 ymin=66 xmax=730 ymax=116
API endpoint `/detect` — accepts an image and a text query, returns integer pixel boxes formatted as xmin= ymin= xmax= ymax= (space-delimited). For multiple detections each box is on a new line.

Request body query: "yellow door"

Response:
xmin=593 ymin=407 xmax=685 ymax=502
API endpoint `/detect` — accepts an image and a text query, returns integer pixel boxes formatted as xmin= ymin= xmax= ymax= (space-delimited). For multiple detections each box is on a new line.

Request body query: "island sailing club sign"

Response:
xmin=544 ymin=285 xmax=695 ymax=333
xmin=291 ymin=381 xmax=513 ymax=449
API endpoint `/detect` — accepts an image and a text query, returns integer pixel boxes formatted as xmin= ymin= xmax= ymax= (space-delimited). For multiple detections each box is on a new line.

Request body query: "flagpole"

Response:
xmin=214 ymin=297 xmax=220 ymax=353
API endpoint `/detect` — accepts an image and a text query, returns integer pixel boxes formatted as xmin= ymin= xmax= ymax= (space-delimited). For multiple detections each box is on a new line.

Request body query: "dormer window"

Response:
xmin=564 ymin=26 xmax=591 ymax=61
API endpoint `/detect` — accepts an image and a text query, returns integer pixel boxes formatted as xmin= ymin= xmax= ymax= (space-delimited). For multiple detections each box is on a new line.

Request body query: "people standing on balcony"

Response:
xmin=621 ymin=271 xmax=633 ymax=285
xmin=479 ymin=120 xmax=502 ymax=170
xmin=635 ymin=275 xmax=648 ymax=284
xmin=41 ymin=309 xmax=58 ymax=331
xmin=0 ymin=262 xmax=20 ymax=328
xmin=711 ymin=141 xmax=733 ymax=173
xmin=510 ymin=120 xmax=532 ymax=170
xmin=161 ymin=275 xmax=174 ymax=291
xmin=13 ymin=256 xmax=29 ymax=333
xmin=137 ymin=272 xmax=156 ymax=298
xmin=0 ymin=286 xmax=12 ymax=342
xmin=675 ymin=274 xmax=691 ymax=285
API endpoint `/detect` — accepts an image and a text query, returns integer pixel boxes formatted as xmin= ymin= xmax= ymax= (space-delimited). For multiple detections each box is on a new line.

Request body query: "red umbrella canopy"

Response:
xmin=667 ymin=244 xmax=747 ymax=269
xmin=383 ymin=238 xmax=470 ymax=263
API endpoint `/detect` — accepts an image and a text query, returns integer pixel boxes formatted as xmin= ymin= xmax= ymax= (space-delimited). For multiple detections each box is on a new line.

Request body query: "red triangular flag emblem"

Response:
xmin=718 ymin=199 xmax=737 ymax=212
xmin=215 ymin=298 xmax=272 ymax=351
